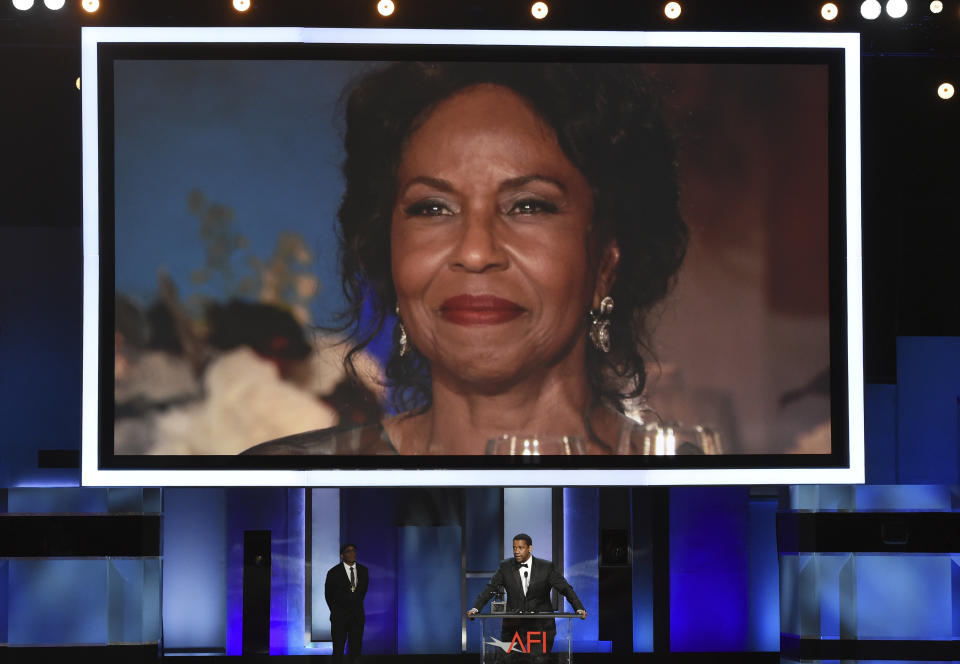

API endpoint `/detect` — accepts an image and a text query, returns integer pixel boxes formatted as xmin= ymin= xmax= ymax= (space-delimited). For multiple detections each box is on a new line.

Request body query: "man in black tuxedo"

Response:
xmin=469 ymin=533 xmax=586 ymax=657
xmin=325 ymin=543 xmax=368 ymax=664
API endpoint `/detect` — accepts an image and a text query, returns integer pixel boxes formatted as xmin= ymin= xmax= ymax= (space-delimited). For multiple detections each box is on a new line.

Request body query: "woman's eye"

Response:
xmin=405 ymin=200 xmax=453 ymax=217
xmin=510 ymin=199 xmax=558 ymax=215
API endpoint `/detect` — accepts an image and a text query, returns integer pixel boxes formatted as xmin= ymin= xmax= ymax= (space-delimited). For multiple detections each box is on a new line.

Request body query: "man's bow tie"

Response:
xmin=518 ymin=562 xmax=528 ymax=569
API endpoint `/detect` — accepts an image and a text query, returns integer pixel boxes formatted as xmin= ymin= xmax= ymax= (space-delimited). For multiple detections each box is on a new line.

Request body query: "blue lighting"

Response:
xmin=856 ymin=554 xmax=953 ymax=639
xmin=340 ymin=488 xmax=399 ymax=654
xmin=225 ymin=488 xmax=294 ymax=655
xmin=670 ymin=487 xmax=749 ymax=651
xmin=747 ymin=497 xmax=779 ymax=650
xmin=563 ymin=488 xmax=602 ymax=652
xmin=397 ymin=525 xmax=462 ymax=653
xmin=8 ymin=560 xmax=108 ymax=644
xmin=896 ymin=337 xmax=960 ymax=484
xmin=310 ymin=489 xmax=340 ymax=641
xmin=163 ymin=488 xmax=227 ymax=651
xmin=504 ymin=488 xmax=552 ymax=561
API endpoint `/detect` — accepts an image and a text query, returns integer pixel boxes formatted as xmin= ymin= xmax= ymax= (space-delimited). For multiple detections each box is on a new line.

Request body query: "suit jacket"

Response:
xmin=325 ymin=562 xmax=369 ymax=621
xmin=473 ymin=556 xmax=584 ymax=615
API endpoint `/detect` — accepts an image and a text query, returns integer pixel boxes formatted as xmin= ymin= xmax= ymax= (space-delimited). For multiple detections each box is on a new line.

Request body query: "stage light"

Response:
xmin=43 ymin=0 xmax=65 ymax=8
xmin=232 ymin=0 xmax=250 ymax=12
xmin=885 ymin=0 xmax=908 ymax=17
xmin=377 ymin=0 xmax=394 ymax=16
xmin=938 ymin=83 xmax=955 ymax=100
xmin=929 ymin=0 xmax=942 ymax=11
xmin=821 ymin=2 xmax=839 ymax=19
xmin=861 ymin=0 xmax=882 ymax=18
xmin=531 ymin=1 xmax=548 ymax=19
xmin=75 ymin=77 xmax=80 ymax=90
xmin=664 ymin=2 xmax=682 ymax=19
xmin=81 ymin=0 xmax=99 ymax=12
xmin=12 ymin=0 xmax=33 ymax=8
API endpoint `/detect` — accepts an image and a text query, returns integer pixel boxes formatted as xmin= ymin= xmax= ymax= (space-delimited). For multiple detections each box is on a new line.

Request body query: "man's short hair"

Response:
xmin=513 ymin=533 xmax=532 ymax=546
xmin=340 ymin=543 xmax=358 ymax=554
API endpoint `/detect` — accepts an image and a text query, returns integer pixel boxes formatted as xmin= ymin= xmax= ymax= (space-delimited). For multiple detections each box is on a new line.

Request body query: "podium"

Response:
xmin=468 ymin=612 xmax=580 ymax=663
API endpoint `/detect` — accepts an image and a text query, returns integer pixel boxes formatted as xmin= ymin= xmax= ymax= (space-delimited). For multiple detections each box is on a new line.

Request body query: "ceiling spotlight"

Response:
xmin=664 ymin=2 xmax=682 ymax=19
xmin=929 ymin=0 xmax=942 ymax=11
xmin=938 ymin=83 xmax=955 ymax=100
xmin=81 ymin=0 xmax=98 ymax=11
xmin=531 ymin=1 xmax=548 ymax=19
xmin=43 ymin=0 xmax=65 ymax=8
xmin=821 ymin=2 xmax=839 ymax=19
xmin=12 ymin=0 xmax=34 ymax=9
xmin=885 ymin=0 xmax=908 ymax=17
xmin=232 ymin=0 xmax=250 ymax=11
xmin=377 ymin=0 xmax=394 ymax=16
xmin=860 ymin=0 xmax=882 ymax=18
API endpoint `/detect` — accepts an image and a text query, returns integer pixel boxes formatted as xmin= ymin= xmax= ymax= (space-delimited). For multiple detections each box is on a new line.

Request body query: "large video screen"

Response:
xmin=81 ymin=28 xmax=863 ymax=486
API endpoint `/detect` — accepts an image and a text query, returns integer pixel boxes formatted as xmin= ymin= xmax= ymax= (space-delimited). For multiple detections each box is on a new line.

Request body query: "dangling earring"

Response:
xmin=395 ymin=305 xmax=410 ymax=357
xmin=588 ymin=295 xmax=614 ymax=353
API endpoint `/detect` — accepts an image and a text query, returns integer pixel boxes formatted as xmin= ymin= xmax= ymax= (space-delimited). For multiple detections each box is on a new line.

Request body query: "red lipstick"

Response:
xmin=439 ymin=294 xmax=525 ymax=325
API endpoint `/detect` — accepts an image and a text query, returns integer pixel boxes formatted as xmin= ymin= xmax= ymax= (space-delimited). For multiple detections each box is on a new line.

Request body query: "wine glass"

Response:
xmin=485 ymin=434 xmax=586 ymax=455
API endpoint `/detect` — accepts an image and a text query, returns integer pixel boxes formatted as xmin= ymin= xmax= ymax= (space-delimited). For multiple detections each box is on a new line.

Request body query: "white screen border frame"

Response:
xmin=81 ymin=27 xmax=864 ymax=487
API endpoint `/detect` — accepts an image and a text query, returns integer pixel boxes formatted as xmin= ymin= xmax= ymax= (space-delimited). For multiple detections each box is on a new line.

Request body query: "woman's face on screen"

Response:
xmin=391 ymin=84 xmax=617 ymax=389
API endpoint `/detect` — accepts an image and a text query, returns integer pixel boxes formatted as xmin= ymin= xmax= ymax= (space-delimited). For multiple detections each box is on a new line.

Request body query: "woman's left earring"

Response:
xmin=396 ymin=305 xmax=410 ymax=357
xmin=589 ymin=295 xmax=615 ymax=353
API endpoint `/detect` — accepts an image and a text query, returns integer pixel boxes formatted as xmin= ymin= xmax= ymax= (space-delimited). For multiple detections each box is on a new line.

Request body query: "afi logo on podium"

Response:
xmin=486 ymin=631 xmax=548 ymax=653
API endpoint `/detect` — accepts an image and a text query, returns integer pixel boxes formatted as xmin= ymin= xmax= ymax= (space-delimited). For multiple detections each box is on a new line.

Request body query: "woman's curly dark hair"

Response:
xmin=336 ymin=61 xmax=687 ymax=417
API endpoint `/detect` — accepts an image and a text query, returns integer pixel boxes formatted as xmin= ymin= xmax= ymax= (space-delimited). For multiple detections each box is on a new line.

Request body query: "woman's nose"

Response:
xmin=450 ymin=206 xmax=508 ymax=272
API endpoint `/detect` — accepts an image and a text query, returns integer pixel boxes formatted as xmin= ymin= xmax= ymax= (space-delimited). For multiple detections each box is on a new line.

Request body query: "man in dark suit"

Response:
xmin=325 ymin=543 xmax=368 ymax=664
xmin=469 ymin=533 xmax=586 ymax=657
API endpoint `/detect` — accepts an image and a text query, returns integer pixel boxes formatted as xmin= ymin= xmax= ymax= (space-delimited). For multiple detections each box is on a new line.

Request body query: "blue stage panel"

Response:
xmin=953 ymin=555 xmax=960 ymax=639
xmin=397 ymin=525 xmax=462 ymax=654
xmin=628 ymin=487 xmax=653 ymax=653
xmin=108 ymin=558 xmax=161 ymax=644
xmin=504 ymin=488 xmax=552 ymax=561
xmin=163 ymin=488 xmax=227 ymax=651
xmin=340 ymin=488 xmax=398 ymax=655
xmin=270 ymin=488 xmax=312 ymax=655
xmin=806 ymin=553 xmax=856 ymax=639
xmin=8 ymin=559 xmax=108 ymax=644
xmin=224 ymin=488 xmax=296 ymax=655
xmin=896 ymin=336 xmax=960 ymax=484
xmin=856 ymin=553 xmax=953 ymax=639
xmin=465 ymin=488 xmax=502 ymax=572
xmin=0 ymin=560 xmax=8 ymax=644
xmin=747 ymin=497 xmax=780 ymax=650
xmin=7 ymin=488 xmax=108 ymax=514
xmin=563 ymin=488 xmax=601 ymax=650
xmin=779 ymin=553 xmax=801 ymax=637
xmin=0 ymin=227 xmax=82 ymax=489
xmin=465 ymin=577 xmax=490 ymax=653
xmin=854 ymin=485 xmax=952 ymax=512
xmin=790 ymin=485 xmax=855 ymax=512
xmin=670 ymin=487 xmax=750 ymax=651
xmin=865 ymin=383 xmax=898 ymax=484
xmin=310 ymin=488 xmax=340 ymax=641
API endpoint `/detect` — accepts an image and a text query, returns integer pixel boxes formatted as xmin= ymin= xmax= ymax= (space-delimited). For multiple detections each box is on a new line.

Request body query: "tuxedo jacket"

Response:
xmin=325 ymin=562 xmax=369 ymax=620
xmin=473 ymin=556 xmax=584 ymax=615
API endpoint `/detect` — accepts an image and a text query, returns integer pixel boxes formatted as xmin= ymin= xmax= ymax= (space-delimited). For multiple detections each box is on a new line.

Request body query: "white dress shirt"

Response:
xmin=517 ymin=556 xmax=533 ymax=595
xmin=342 ymin=562 xmax=358 ymax=590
